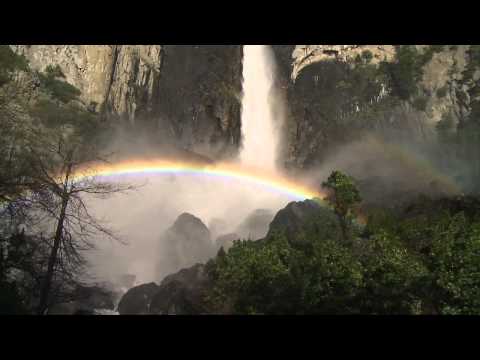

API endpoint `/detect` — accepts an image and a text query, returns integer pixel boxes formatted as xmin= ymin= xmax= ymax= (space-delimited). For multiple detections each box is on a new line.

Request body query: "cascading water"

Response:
xmin=240 ymin=45 xmax=279 ymax=171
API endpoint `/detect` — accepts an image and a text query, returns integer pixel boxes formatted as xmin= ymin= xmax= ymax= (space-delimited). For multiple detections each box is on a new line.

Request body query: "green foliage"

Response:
xmin=322 ymin=170 xmax=362 ymax=220
xmin=210 ymin=236 xmax=298 ymax=314
xmin=301 ymin=236 xmax=364 ymax=313
xmin=44 ymin=64 xmax=66 ymax=79
xmin=37 ymin=65 xmax=81 ymax=103
xmin=0 ymin=45 xmax=28 ymax=86
xmin=359 ymin=230 xmax=428 ymax=314
xmin=379 ymin=45 xmax=424 ymax=100
xmin=29 ymin=98 xmax=105 ymax=142
xmin=209 ymin=194 xmax=480 ymax=315
xmin=407 ymin=211 xmax=480 ymax=314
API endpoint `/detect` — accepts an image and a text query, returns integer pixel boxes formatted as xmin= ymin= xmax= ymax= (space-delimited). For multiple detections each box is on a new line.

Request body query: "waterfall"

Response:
xmin=240 ymin=45 xmax=279 ymax=171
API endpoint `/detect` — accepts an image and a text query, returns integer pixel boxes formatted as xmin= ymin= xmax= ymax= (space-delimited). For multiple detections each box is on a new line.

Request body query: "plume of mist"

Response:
xmin=84 ymin=174 xmax=295 ymax=285
xmin=298 ymin=133 xmax=464 ymax=209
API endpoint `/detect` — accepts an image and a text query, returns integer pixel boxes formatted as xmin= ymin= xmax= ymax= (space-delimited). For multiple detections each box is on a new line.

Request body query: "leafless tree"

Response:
xmin=14 ymin=124 xmax=136 ymax=314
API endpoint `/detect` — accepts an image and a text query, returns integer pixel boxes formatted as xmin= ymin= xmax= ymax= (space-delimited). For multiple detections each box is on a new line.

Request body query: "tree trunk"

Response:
xmin=37 ymin=194 xmax=68 ymax=315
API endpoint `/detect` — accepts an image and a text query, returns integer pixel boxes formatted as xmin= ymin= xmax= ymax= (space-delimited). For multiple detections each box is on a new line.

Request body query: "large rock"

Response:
xmin=149 ymin=264 xmax=214 ymax=315
xmin=117 ymin=282 xmax=159 ymax=315
xmin=267 ymin=200 xmax=342 ymax=246
xmin=155 ymin=213 xmax=215 ymax=282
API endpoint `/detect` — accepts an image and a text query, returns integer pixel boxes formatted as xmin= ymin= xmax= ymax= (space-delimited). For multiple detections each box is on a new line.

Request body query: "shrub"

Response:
xmin=37 ymin=65 xmax=81 ymax=104
xmin=0 ymin=45 xmax=29 ymax=86
xmin=380 ymin=46 xmax=423 ymax=100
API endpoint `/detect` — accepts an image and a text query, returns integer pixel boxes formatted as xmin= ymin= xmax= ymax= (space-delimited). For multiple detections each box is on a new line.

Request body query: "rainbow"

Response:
xmin=71 ymin=159 xmax=326 ymax=201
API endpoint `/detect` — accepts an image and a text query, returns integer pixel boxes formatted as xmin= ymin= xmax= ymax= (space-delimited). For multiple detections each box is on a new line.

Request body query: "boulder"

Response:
xmin=156 ymin=213 xmax=215 ymax=282
xmin=149 ymin=264 xmax=214 ymax=315
xmin=117 ymin=282 xmax=159 ymax=315
xmin=267 ymin=200 xmax=342 ymax=245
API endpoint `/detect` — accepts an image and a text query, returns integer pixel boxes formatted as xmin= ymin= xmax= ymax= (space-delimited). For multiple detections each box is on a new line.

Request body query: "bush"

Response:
xmin=380 ymin=46 xmax=424 ymax=100
xmin=44 ymin=64 xmax=66 ymax=79
xmin=37 ymin=65 xmax=81 ymax=103
xmin=0 ymin=45 xmax=29 ymax=86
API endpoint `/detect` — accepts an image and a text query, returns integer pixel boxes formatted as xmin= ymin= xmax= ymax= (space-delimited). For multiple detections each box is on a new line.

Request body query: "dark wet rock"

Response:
xmin=267 ymin=200 xmax=341 ymax=245
xmin=117 ymin=282 xmax=159 ymax=315
xmin=149 ymin=264 xmax=214 ymax=315
xmin=156 ymin=213 xmax=215 ymax=282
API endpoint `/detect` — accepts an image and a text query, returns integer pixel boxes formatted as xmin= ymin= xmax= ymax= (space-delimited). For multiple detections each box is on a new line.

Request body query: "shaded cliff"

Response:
xmin=271 ymin=45 xmax=478 ymax=172
xmin=11 ymin=45 xmax=243 ymax=160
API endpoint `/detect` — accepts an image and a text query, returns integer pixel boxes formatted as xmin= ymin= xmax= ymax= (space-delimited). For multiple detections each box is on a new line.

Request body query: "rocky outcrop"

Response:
xmin=117 ymin=282 xmax=159 ymax=315
xmin=10 ymin=45 xmax=243 ymax=160
xmin=10 ymin=45 xmax=162 ymax=119
xmin=267 ymin=200 xmax=341 ymax=245
xmin=291 ymin=45 xmax=396 ymax=81
xmin=152 ymin=45 xmax=243 ymax=159
xmin=116 ymin=264 xmax=216 ymax=315
xmin=155 ymin=213 xmax=215 ymax=282
xmin=149 ymin=264 xmax=214 ymax=315
xmin=271 ymin=45 xmax=477 ymax=170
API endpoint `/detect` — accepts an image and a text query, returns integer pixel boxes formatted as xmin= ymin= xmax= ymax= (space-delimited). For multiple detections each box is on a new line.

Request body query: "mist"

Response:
xmin=83 ymin=45 xmax=291 ymax=287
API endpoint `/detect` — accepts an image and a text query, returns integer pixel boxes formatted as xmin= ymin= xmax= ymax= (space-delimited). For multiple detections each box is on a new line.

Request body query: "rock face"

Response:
xmin=149 ymin=264 xmax=214 ymax=315
xmin=155 ymin=213 xmax=215 ymax=282
xmin=117 ymin=282 xmax=159 ymax=315
xmin=116 ymin=264 xmax=216 ymax=315
xmin=291 ymin=45 xmax=396 ymax=81
xmin=271 ymin=45 xmax=478 ymax=170
xmin=10 ymin=45 xmax=243 ymax=160
xmin=267 ymin=200 xmax=342 ymax=245
xmin=153 ymin=45 xmax=243 ymax=159
xmin=10 ymin=45 xmax=480 ymax=170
